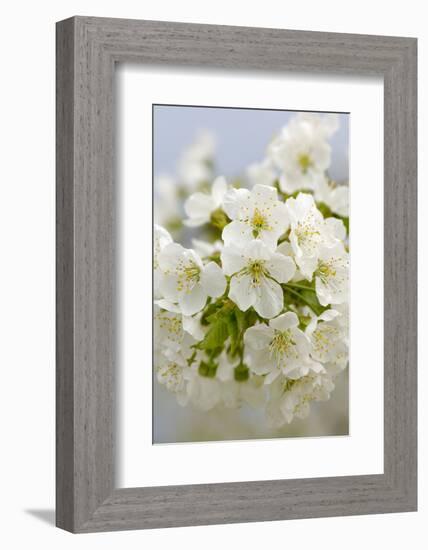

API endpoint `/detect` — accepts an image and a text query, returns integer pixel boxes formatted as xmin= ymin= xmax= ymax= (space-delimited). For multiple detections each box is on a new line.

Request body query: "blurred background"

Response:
xmin=153 ymin=105 xmax=349 ymax=444
xmin=154 ymin=105 xmax=349 ymax=182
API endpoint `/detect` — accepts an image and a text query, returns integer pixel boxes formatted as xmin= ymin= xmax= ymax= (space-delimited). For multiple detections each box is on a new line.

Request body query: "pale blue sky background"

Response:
xmin=153 ymin=105 xmax=349 ymax=181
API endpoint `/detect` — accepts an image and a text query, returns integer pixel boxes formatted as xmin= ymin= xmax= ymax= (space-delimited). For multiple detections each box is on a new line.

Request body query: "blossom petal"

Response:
xmin=269 ymin=311 xmax=299 ymax=331
xmin=222 ymin=187 xmax=251 ymax=220
xmin=222 ymin=220 xmax=253 ymax=248
xmin=268 ymin=201 xmax=290 ymax=233
xmin=183 ymin=216 xmax=209 ymax=228
xmin=182 ymin=314 xmax=204 ymax=340
xmin=229 ymin=274 xmax=256 ymax=312
xmin=325 ymin=217 xmax=346 ymax=241
xmin=247 ymin=348 xmax=276 ymax=375
xmin=154 ymin=225 xmax=173 ymax=262
xmin=178 ymin=284 xmax=207 ymax=315
xmin=200 ymin=261 xmax=226 ymax=298
xmin=286 ymin=192 xmax=315 ymax=224
xmin=184 ymin=192 xmax=214 ymax=221
xmin=154 ymin=298 xmax=181 ymax=313
xmin=244 ymin=324 xmax=274 ymax=350
xmin=242 ymin=239 xmax=272 ymax=261
xmin=158 ymin=243 xmax=185 ymax=272
xmin=266 ymin=253 xmax=296 ymax=283
xmin=158 ymin=273 xmax=180 ymax=302
xmin=254 ymin=278 xmax=283 ymax=319
xmin=276 ymin=241 xmax=293 ymax=257
xmin=264 ymin=369 xmax=281 ymax=384
xmin=252 ymin=183 xmax=278 ymax=203
xmin=212 ymin=176 xmax=228 ymax=206
xmin=220 ymin=245 xmax=246 ymax=276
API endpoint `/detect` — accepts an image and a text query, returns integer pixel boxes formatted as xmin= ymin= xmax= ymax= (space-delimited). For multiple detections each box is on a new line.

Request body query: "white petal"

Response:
xmin=220 ymin=245 xmax=246 ymax=276
xmin=268 ymin=201 xmax=290 ymax=233
xmin=217 ymin=365 xmax=233 ymax=383
xmin=222 ymin=187 xmax=251 ymax=220
xmin=322 ymin=113 xmax=339 ymax=136
xmin=276 ymin=241 xmax=293 ymax=257
xmin=269 ymin=311 xmax=299 ymax=331
xmin=242 ymin=239 xmax=272 ymax=261
xmin=254 ymin=278 xmax=283 ymax=319
xmin=158 ymin=274 xmax=179 ymax=302
xmin=318 ymin=309 xmax=340 ymax=322
xmin=222 ymin=220 xmax=253 ymax=248
xmin=319 ymin=242 xmax=347 ymax=261
xmin=200 ymin=261 xmax=226 ymax=298
xmin=178 ymin=284 xmax=207 ymax=315
xmin=184 ymin=192 xmax=215 ymax=221
xmin=182 ymin=315 xmax=204 ymax=340
xmin=154 ymin=298 xmax=181 ymax=313
xmin=183 ymin=216 xmax=209 ymax=227
xmin=325 ymin=217 xmax=346 ymax=241
xmin=315 ymin=278 xmax=332 ymax=306
xmin=229 ymin=274 xmax=255 ymax=312
xmin=191 ymin=238 xmax=216 ymax=257
xmin=279 ymin=172 xmax=302 ymax=194
xmin=247 ymin=348 xmax=276 ymax=375
xmin=258 ymin=228 xmax=281 ymax=251
xmin=212 ymin=176 xmax=228 ymax=206
xmin=296 ymin=254 xmax=319 ymax=280
xmin=158 ymin=242 xmax=185 ymax=272
xmin=266 ymin=253 xmax=296 ymax=283
xmin=244 ymin=324 xmax=274 ymax=350
xmin=252 ymin=183 xmax=278 ymax=203
xmin=264 ymin=369 xmax=281 ymax=384
xmin=154 ymin=224 xmax=173 ymax=252
xmin=186 ymin=248 xmax=204 ymax=269
xmin=286 ymin=192 xmax=316 ymax=224
xmin=330 ymin=186 xmax=349 ymax=217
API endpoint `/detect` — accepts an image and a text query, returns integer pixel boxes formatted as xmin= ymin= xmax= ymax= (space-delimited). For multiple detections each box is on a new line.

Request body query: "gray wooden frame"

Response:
xmin=56 ymin=16 xmax=417 ymax=533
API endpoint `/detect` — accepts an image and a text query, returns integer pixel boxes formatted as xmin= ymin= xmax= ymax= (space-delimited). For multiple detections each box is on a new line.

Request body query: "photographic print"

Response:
xmin=153 ymin=105 xmax=349 ymax=444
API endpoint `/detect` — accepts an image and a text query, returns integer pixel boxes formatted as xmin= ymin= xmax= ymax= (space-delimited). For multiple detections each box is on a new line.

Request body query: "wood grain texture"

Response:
xmin=56 ymin=16 xmax=417 ymax=533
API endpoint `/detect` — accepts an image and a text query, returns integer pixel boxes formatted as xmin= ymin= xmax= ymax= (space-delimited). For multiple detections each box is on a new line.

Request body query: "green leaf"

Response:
xmin=299 ymin=289 xmax=326 ymax=316
xmin=226 ymin=314 xmax=239 ymax=357
xmin=196 ymin=317 xmax=229 ymax=351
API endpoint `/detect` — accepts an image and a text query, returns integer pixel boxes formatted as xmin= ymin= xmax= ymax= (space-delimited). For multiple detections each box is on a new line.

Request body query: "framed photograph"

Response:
xmin=56 ymin=16 xmax=417 ymax=532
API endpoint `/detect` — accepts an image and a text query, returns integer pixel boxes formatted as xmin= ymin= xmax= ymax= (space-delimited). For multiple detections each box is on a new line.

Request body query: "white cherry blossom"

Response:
xmin=266 ymin=370 xmax=335 ymax=426
xmin=154 ymin=175 xmax=181 ymax=227
xmin=268 ymin=113 xmax=339 ymax=193
xmin=221 ymin=240 xmax=295 ymax=319
xmin=184 ymin=176 xmax=228 ymax=227
xmin=154 ymin=224 xmax=173 ymax=298
xmin=286 ymin=192 xmax=338 ymax=279
xmin=306 ymin=309 xmax=348 ymax=372
xmin=185 ymin=368 xmax=222 ymax=411
xmin=178 ymin=131 xmax=216 ymax=190
xmin=158 ymin=243 xmax=226 ymax=315
xmin=153 ymin=304 xmax=201 ymax=365
xmin=222 ymin=184 xmax=289 ymax=250
xmin=244 ymin=311 xmax=323 ymax=384
xmin=314 ymin=243 xmax=349 ymax=306
xmin=153 ymin=115 xmax=349 ymax=428
xmin=216 ymin=353 xmax=266 ymax=408
xmin=191 ymin=238 xmax=223 ymax=258
xmin=155 ymin=354 xmax=191 ymax=406
xmin=246 ymin=159 xmax=277 ymax=188
xmin=315 ymin=177 xmax=349 ymax=217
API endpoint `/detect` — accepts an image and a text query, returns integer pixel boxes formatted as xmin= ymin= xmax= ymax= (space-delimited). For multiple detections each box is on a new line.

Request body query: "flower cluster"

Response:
xmin=154 ymin=113 xmax=349 ymax=427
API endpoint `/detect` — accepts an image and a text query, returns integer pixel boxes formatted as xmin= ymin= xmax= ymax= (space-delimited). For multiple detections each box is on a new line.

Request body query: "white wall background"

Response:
xmin=0 ymin=1 xmax=424 ymax=548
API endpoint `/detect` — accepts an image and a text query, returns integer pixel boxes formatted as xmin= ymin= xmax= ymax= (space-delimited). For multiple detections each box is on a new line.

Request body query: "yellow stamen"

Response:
xmin=298 ymin=153 xmax=313 ymax=174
